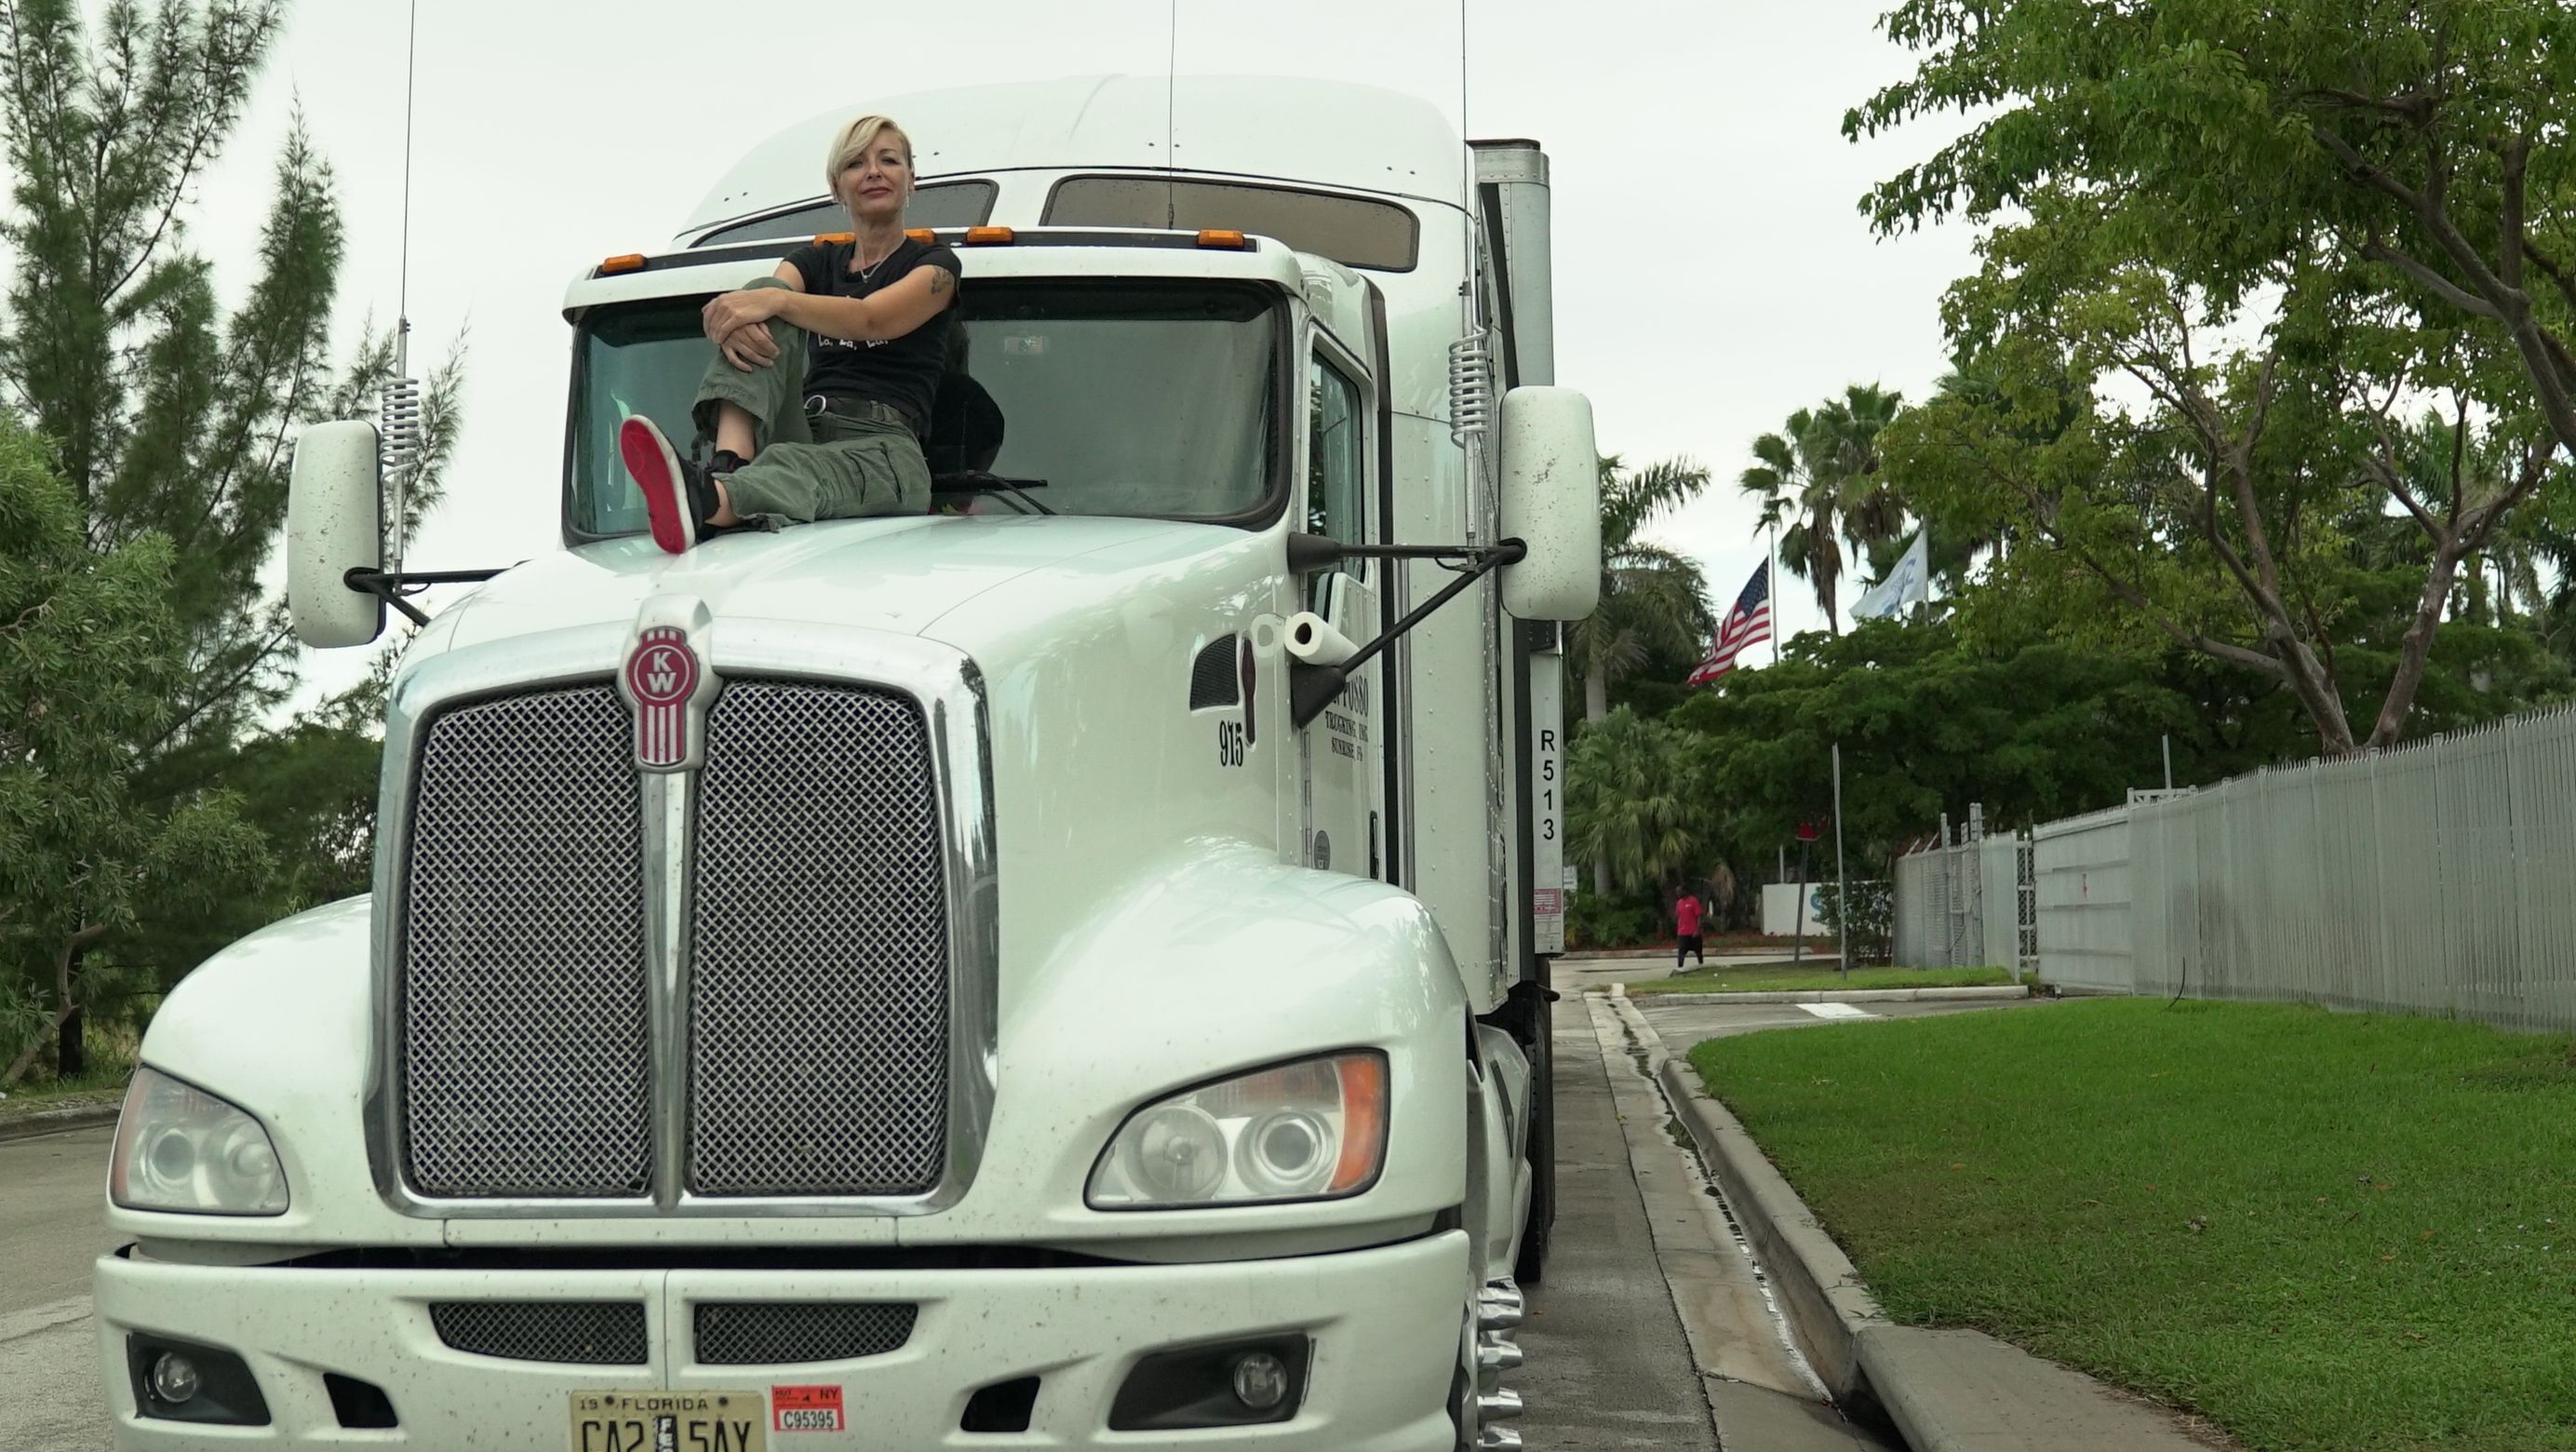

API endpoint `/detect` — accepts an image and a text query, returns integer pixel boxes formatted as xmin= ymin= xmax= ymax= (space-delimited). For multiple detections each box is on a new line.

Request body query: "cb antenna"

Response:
xmin=381 ymin=0 xmax=426 ymax=577
xmin=1164 ymin=0 xmax=1179 ymax=228
xmin=1446 ymin=0 xmax=1493 ymax=451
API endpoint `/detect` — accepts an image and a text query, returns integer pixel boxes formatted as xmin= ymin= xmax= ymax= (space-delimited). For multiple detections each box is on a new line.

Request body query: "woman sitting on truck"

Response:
xmin=619 ymin=113 xmax=963 ymax=553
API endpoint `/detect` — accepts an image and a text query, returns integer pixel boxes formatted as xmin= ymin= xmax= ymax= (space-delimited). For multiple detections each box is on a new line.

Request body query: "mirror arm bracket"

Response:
xmin=1289 ymin=538 xmax=1525 ymax=728
xmin=343 ymin=567 xmax=506 ymax=628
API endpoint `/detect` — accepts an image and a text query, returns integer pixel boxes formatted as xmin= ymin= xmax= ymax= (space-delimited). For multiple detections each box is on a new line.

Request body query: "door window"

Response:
xmin=1307 ymin=355 xmax=1367 ymax=575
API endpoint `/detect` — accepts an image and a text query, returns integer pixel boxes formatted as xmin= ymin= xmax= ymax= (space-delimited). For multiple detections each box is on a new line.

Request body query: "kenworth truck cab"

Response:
xmin=94 ymin=77 xmax=1598 ymax=1450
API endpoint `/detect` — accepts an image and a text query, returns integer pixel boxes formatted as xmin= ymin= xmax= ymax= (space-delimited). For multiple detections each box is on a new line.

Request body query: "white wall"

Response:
xmin=1760 ymin=881 xmax=1831 ymax=939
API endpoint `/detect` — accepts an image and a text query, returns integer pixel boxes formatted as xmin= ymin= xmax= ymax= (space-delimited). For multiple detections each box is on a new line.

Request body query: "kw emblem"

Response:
xmin=621 ymin=625 xmax=708 ymax=771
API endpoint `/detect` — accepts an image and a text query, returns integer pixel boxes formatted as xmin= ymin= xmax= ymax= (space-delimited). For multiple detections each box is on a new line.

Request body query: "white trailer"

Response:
xmin=94 ymin=77 xmax=1599 ymax=1451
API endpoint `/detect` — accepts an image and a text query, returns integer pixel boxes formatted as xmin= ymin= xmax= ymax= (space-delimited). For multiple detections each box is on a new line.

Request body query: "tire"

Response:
xmin=1512 ymin=991 xmax=1556 ymax=1286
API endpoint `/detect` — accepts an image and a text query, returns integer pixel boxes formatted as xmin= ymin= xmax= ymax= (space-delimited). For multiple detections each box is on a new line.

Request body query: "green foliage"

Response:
xmin=1738 ymin=384 xmax=1910 ymax=635
xmin=0 ymin=2 xmax=467 ymax=1071
xmin=0 ymin=419 xmax=268 ymax=1083
xmin=1571 ymin=455 xmax=1716 ymax=719
xmin=1815 ymin=879 xmax=1894 ymax=965
xmin=1853 ymin=0 xmax=2576 ymax=755
xmin=1672 ymin=620 xmax=2207 ymax=863
xmin=1696 ymin=999 xmax=2576 ymax=1450
xmin=1565 ymin=707 xmax=1717 ymax=896
xmin=1564 ymin=895 xmax=1659 ymax=952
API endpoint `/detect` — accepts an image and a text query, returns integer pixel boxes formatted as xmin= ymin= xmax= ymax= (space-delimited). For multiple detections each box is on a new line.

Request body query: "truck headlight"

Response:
xmin=110 ymin=1069 xmax=288 ymax=1216
xmin=1088 ymin=1052 xmax=1389 ymax=1209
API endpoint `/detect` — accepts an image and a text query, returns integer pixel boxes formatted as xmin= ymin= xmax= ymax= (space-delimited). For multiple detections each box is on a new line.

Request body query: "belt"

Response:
xmin=805 ymin=393 xmax=919 ymax=437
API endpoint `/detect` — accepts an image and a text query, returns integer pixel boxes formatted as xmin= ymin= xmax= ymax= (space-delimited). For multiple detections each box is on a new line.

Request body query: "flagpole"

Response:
xmin=1767 ymin=521 xmax=1781 ymax=666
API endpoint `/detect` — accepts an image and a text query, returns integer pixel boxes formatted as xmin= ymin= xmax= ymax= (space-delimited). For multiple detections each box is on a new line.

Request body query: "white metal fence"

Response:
xmin=2033 ymin=804 xmax=2135 ymax=991
xmin=1892 ymin=703 xmax=2576 ymax=1033
xmin=1893 ymin=818 xmax=2035 ymax=973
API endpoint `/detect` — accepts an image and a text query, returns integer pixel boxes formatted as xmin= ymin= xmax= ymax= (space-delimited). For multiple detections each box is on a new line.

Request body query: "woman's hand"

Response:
xmin=703 ymin=288 xmax=785 ymax=351
xmin=716 ymin=320 xmax=780 ymax=372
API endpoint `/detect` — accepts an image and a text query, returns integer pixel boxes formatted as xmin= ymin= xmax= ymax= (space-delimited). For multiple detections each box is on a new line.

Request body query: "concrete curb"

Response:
xmin=1607 ymin=988 xmax=1884 ymax=1408
xmin=1631 ymin=985 xmax=2032 ymax=1006
xmin=1611 ymin=987 xmax=2224 ymax=1451
xmin=0 ymin=1100 xmax=120 ymax=1143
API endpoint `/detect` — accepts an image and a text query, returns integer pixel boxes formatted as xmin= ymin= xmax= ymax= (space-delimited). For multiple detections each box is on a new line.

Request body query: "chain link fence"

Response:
xmin=1892 ymin=811 xmax=2036 ymax=975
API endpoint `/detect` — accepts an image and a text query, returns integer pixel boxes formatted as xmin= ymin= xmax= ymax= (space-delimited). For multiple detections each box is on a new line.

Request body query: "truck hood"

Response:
xmin=429 ymin=515 xmax=1213 ymax=653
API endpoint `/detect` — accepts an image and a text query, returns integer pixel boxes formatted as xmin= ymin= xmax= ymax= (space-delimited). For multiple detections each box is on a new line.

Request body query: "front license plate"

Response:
xmin=569 ymin=1390 xmax=766 ymax=1452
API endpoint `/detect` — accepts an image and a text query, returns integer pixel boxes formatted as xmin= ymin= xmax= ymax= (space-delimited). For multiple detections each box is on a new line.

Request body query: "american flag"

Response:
xmin=1687 ymin=562 xmax=1773 ymax=685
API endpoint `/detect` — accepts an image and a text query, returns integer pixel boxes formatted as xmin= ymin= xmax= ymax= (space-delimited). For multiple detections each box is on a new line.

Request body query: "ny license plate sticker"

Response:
xmin=569 ymin=1390 xmax=766 ymax=1452
xmin=771 ymin=1385 xmax=845 ymax=1433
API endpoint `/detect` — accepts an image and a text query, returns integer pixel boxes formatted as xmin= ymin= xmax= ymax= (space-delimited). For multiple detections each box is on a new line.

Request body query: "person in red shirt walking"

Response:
xmin=1673 ymin=890 xmax=1705 ymax=968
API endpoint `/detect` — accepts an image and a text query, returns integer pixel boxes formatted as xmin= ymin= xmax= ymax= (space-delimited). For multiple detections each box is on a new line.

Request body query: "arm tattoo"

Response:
xmin=929 ymin=268 xmax=955 ymax=298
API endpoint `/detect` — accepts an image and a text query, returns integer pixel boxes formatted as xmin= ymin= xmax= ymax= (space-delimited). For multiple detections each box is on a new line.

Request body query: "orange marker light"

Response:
xmin=1329 ymin=1054 xmax=1389 ymax=1194
xmin=906 ymin=228 xmax=935 ymax=244
xmin=1196 ymin=230 xmax=1249 ymax=249
xmin=964 ymin=226 xmax=1017 ymax=246
xmin=813 ymin=232 xmax=856 ymax=246
xmin=597 ymin=254 xmax=648 ymax=276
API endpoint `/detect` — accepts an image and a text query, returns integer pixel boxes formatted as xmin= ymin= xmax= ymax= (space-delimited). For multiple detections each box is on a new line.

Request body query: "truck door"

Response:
xmin=1299 ymin=345 xmax=1384 ymax=880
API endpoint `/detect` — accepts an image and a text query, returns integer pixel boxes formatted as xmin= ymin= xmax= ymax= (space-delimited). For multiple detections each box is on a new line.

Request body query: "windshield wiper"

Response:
xmin=931 ymin=471 xmax=1055 ymax=516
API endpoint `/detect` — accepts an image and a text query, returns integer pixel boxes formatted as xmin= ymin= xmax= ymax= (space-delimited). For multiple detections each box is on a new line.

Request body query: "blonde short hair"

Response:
xmin=825 ymin=114 xmax=915 ymax=202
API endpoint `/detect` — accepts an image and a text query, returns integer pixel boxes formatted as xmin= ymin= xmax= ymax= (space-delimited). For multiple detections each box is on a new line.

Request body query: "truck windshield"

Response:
xmin=566 ymin=282 xmax=1282 ymax=537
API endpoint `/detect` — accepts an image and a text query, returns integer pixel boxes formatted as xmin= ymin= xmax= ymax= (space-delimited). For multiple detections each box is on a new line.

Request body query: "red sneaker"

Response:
xmin=620 ymin=416 xmax=716 ymax=554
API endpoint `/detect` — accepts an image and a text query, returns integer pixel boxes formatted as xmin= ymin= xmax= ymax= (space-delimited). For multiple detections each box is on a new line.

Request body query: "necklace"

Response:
xmin=852 ymin=239 xmax=900 ymax=288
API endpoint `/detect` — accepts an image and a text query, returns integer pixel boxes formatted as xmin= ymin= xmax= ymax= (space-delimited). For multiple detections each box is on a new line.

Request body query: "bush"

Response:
xmin=1816 ymin=880 xmax=1893 ymax=964
xmin=1567 ymin=896 xmax=1660 ymax=950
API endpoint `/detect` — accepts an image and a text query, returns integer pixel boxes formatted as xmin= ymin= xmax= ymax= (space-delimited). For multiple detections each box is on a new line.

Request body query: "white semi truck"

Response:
xmin=92 ymin=76 xmax=1600 ymax=1451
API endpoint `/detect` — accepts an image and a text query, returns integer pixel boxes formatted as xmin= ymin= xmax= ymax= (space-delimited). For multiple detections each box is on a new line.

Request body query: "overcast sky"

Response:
xmin=181 ymin=0 xmax=1979 ymax=687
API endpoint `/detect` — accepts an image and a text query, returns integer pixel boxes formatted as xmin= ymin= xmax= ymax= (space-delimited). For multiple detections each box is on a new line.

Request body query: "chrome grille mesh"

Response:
xmin=430 ymin=1302 xmax=648 ymax=1365
xmin=402 ymin=686 xmax=650 ymax=1198
xmin=689 ymin=681 xmax=950 ymax=1196
xmin=692 ymin=1302 xmax=919 ymax=1365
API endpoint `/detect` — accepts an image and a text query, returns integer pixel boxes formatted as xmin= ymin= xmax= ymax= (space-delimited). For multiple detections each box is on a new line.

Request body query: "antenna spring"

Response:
xmin=380 ymin=370 xmax=424 ymax=480
xmin=1447 ymin=332 xmax=1495 ymax=446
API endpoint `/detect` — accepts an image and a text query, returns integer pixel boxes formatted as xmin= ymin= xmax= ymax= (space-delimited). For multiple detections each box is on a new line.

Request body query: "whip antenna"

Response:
xmin=1165 ymin=0 xmax=1179 ymax=228
xmin=381 ymin=0 xmax=425 ymax=576
xmin=1446 ymin=0 xmax=1492 ymax=450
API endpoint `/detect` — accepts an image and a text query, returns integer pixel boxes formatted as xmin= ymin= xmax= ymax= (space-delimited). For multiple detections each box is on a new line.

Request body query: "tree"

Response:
xmin=1570 ymin=455 xmax=1715 ymax=721
xmin=0 ymin=420 xmax=268 ymax=1086
xmin=0 ymin=1 xmax=464 ymax=1061
xmin=1565 ymin=708 xmax=1711 ymax=897
xmin=1739 ymin=384 xmax=1910 ymax=634
xmin=1850 ymin=0 xmax=2576 ymax=754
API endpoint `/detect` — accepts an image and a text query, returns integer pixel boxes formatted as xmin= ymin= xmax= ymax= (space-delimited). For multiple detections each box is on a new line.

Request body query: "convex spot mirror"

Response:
xmin=288 ymin=420 xmax=385 ymax=648
xmin=1497 ymin=387 xmax=1602 ymax=622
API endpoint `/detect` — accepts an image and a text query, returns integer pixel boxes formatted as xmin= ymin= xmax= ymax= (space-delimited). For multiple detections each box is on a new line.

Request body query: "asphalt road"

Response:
xmin=1632 ymin=990 xmax=2059 ymax=1050
xmin=0 ymin=995 xmax=1922 ymax=1452
xmin=0 ymin=1124 xmax=117 ymax=1452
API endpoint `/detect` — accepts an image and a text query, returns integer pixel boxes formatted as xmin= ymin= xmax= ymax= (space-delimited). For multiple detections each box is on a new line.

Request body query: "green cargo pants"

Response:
xmin=691 ymin=277 xmax=932 ymax=528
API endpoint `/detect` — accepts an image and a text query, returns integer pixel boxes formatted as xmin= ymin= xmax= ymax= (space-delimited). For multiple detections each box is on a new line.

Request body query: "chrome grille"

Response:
xmin=689 ymin=681 xmax=950 ymax=1196
xmin=430 ymin=1302 xmax=647 ymax=1365
xmin=692 ymin=1302 xmax=918 ymax=1365
xmin=402 ymin=686 xmax=650 ymax=1199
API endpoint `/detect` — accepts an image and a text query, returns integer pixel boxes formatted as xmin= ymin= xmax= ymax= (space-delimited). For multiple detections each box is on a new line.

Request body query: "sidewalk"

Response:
xmin=1606 ymin=988 xmax=2231 ymax=1452
xmin=0 ymin=1093 xmax=122 ymax=1144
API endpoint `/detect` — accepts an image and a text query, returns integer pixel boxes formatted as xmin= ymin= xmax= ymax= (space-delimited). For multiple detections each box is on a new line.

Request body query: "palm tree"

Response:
xmin=1738 ymin=385 xmax=1909 ymax=634
xmin=1569 ymin=455 xmax=1717 ymax=722
xmin=1565 ymin=708 xmax=1709 ymax=896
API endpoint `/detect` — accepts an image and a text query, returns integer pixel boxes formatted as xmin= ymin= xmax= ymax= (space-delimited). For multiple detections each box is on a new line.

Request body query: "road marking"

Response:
xmin=1796 ymin=1002 xmax=1873 ymax=1020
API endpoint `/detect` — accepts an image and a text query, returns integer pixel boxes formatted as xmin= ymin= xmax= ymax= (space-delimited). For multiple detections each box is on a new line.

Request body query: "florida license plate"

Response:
xmin=569 ymin=1391 xmax=766 ymax=1452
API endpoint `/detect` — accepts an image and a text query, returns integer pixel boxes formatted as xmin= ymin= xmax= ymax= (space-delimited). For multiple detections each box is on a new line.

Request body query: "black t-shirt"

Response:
xmin=781 ymin=235 xmax=962 ymax=429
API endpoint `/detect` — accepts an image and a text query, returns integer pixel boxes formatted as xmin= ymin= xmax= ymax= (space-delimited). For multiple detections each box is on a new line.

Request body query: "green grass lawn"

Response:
xmin=1632 ymin=964 xmax=2017 ymax=995
xmin=1689 ymin=999 xmax=2576 ymax=1451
